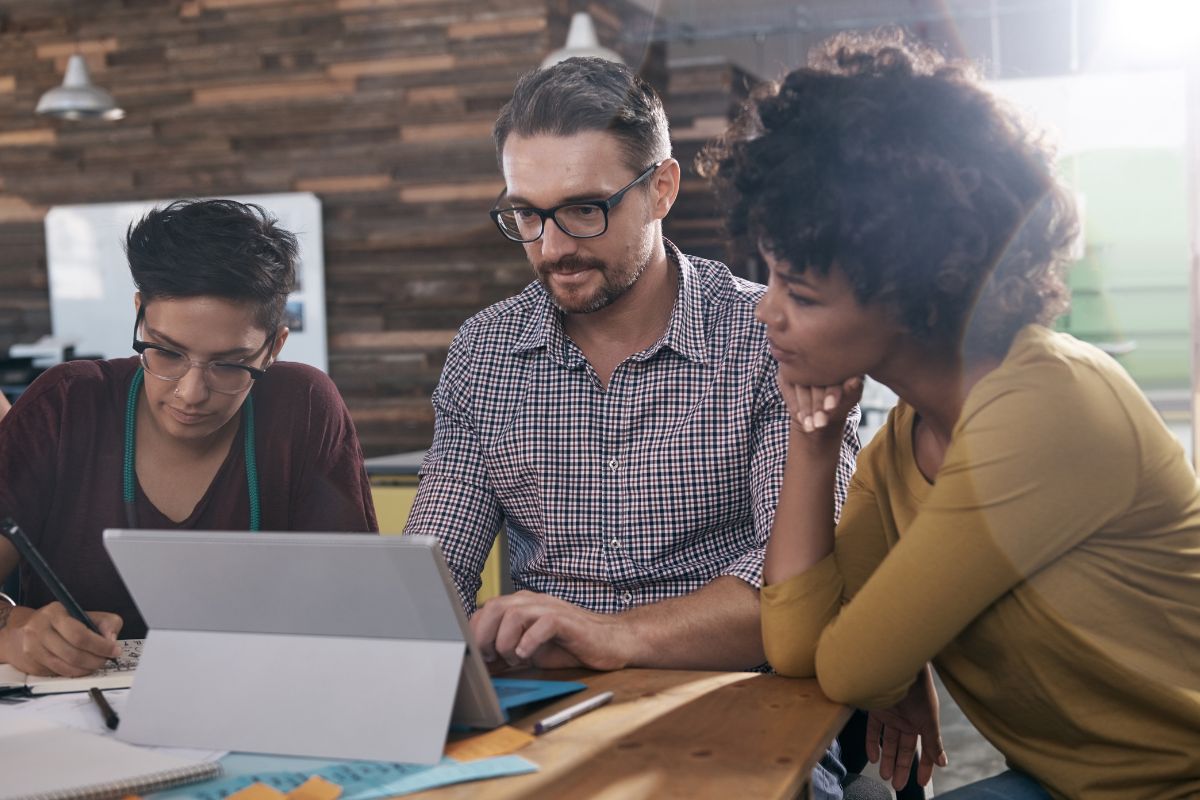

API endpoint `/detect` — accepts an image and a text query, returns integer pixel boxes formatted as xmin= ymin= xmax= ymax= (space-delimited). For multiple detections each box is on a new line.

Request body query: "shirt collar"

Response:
xmin=650 ymin=239 xmax=707 ymax=364
xmin=511 ymin=283 xmax=573 ymax=365
xmin=511 ymin=237 xmax=709 ymax=366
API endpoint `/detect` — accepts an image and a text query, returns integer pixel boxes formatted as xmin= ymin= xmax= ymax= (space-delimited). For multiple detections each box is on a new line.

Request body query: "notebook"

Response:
xmin=0 ymin=639 xmax=142 ymax=696
xmin=0 ymin=714 xmax=220 ymax=800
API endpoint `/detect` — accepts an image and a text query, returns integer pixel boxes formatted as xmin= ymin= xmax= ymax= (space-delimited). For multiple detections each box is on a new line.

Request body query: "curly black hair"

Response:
xmin=698 ymin=30 xmax=1079 ymax=358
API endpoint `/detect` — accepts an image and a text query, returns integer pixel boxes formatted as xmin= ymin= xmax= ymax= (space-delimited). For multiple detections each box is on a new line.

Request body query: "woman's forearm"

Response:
xmin=763 ymin=424 xmax=844 ymax=585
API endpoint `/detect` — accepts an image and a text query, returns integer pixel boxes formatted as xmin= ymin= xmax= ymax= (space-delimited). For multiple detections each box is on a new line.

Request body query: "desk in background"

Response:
xmin=366 ymin=451 xmax=508 ymax=604
xmin=419 ymin=668 xmax=850 ymax=800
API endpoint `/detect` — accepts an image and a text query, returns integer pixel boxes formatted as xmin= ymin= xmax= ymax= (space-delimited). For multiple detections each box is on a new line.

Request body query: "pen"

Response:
xmin=89 ymin=687 xmax=120 ymax=730
xmin=0 ymin=517 xmax=105 ymax=637
xmin=0 ymin=517 xmax=118 ymax=665
xmin=533 ymin=690 xmax=615 ymax=735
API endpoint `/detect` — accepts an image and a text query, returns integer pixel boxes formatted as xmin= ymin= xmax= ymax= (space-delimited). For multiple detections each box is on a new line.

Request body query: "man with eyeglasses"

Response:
xmin=406 ymin=58 xmax=858 ymax=797
xmin=407 ymin=48 xmax=857 ymax=750
xmin=0 ymin=199 xmax=376 ymax=677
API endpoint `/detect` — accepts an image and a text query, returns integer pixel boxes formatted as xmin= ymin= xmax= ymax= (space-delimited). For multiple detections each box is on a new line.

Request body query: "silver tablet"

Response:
xmin=103 ymin=531 xmax=504 ymax=762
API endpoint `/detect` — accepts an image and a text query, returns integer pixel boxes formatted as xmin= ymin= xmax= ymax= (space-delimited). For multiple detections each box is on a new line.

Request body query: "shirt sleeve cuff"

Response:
xmin=720 ymin=546 xmax=767 ymax=588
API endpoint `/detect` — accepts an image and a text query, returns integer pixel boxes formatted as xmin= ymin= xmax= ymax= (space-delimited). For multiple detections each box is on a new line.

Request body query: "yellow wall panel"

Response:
xmin=370 ymin=483 xmax=502 ymax=605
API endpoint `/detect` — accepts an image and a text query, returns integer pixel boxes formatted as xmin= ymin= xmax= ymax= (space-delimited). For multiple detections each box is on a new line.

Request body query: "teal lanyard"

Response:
xmin=122 ymin=368 xmax=260 ymax=530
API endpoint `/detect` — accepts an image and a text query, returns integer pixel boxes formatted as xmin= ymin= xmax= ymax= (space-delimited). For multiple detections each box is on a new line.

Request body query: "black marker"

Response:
xmin=0 ymin=517 xmax=106 ymax=638
xmin=89 ymin=687 xmax=120 ymax=730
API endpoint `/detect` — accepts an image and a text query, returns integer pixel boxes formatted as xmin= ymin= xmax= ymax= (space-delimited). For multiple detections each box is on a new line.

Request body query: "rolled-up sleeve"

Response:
xmin=404 ymin=330 xmax=503 ymax=614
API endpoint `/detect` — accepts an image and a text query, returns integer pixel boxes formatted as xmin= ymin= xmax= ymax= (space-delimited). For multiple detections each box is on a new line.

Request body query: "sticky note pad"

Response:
xmin=227 ymin=783 xmax=288 ymax=800
xmin=286 ymin=775 xmax=343 ymax=800
xmin=445 ymin=725 xmax=535 ymax=762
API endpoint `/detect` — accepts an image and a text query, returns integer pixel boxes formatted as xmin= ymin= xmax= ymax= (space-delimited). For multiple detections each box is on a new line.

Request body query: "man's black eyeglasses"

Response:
xmin=131 ymin=307 xmax=275 ymax=395
xmin=490 ymin=162 xmax=663 ymax=243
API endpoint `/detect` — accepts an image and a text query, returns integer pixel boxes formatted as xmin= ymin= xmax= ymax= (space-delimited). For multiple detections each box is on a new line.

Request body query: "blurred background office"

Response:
xmin=1 ymin=0 xmax=1196 ymax=455
xmin=1 ymin=0 xmax=1197 ymax=792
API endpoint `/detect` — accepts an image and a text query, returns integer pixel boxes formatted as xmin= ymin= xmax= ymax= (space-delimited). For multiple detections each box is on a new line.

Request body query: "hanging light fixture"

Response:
xmin=36 ymin=54 xmax=125 ymax=121
xmin=541 ymin=12 xmax=625 ymax=68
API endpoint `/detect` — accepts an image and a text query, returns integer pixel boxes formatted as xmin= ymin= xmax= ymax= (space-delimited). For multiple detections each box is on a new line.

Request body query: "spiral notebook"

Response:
xmin=0 ymin=715 xmax=220 ymax=800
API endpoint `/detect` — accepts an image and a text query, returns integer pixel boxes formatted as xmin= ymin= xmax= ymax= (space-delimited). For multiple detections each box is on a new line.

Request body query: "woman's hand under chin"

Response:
xmin=778 ymin=374 xmax=864 ymax=436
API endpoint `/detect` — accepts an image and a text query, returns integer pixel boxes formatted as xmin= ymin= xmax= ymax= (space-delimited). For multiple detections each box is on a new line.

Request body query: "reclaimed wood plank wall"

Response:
xmin=0 ymin=0 xmax=752 ymax=455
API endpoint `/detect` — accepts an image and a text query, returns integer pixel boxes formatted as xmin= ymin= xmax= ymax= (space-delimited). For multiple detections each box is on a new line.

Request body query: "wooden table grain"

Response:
xmin=412 ymin=668 xmax=850 ymax=800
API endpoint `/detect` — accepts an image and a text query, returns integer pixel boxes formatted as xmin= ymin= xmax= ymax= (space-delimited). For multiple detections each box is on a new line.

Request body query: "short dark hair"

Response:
xmin=125 ymin=199 xmax=298 ymax=332
xmin=493 ymin=56 xmax=671 ymax=174
xmin=699 ymin=30 xmax=1079 ymax=359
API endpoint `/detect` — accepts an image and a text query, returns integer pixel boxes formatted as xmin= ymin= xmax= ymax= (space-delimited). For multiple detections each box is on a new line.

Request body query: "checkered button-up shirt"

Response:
xmin=405 ymin=240 xmax=860 ymax=615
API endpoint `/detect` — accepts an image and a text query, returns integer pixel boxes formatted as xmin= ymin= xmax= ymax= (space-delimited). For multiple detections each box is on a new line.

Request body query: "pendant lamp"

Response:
xmin=541 ymin=12 xmax=625 ymax=67
xmin=36 ymin=54 xmax=125 ymax=121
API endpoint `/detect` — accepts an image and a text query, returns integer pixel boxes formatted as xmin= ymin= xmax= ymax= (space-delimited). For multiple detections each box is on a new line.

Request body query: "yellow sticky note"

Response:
xmin=227 ymin=783 xmax=288 ymax=800
xmin=445 ymin=724 xmax=535 ymax=762
xmin=286 ymin=775 xmax=344 ymax=800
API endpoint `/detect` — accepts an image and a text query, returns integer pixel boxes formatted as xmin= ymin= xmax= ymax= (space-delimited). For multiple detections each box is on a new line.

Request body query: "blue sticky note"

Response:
xmin=343 ymin=756 xmax=538 ymax=799
xmin=150 ymin=755 xmax=537 ymax=800
xmin=491 ymin=678 xmax=586 ymax=713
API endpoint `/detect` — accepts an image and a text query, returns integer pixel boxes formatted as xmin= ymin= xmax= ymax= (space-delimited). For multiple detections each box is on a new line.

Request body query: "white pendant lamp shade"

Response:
xmin=541 ymin=12 xmax=625 ymax=68
xmin=36 ymin=54 xmax=125 ymax=121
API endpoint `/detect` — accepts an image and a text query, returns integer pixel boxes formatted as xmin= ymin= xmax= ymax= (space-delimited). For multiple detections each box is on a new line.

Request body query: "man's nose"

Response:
xmin=537 ymin=216 xmax=579 ymax=262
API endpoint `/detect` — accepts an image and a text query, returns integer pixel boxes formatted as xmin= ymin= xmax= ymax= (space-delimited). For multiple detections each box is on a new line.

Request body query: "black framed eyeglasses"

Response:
xmin=490 ymin=161 xmax=663 ymax=243
xmin=131 ymin=307 xmax=275 ymax=395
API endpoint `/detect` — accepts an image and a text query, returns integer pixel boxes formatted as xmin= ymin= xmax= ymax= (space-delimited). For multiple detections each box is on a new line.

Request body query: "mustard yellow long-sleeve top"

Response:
xmin=762 ymin=326 xmax=1200 ymax=800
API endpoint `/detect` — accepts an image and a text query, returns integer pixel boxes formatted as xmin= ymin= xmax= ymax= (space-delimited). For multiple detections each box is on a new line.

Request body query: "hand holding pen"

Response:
xmin=0 ymin=518 xmax=123 ymax=677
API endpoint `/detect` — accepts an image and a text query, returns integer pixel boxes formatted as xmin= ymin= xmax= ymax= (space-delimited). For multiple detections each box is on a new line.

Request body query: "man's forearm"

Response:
xmin=620 ymin=575 xmax=764 ymax=670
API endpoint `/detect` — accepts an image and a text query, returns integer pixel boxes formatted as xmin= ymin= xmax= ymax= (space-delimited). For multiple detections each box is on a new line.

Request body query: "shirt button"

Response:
xmin=621 ymin=591 xmax=633 ymax=604
xmin=609 ymin=538 xmax=620 ymax=549
xmin=607 ymin=458 xmax=619 ymax=471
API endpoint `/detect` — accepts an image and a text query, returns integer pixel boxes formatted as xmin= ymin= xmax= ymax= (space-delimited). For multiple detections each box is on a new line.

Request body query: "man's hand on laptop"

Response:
xmin=0 ymin=601 xmax=123 ymax=677
xmin=470 ymin=591 xmax=635 ymax=671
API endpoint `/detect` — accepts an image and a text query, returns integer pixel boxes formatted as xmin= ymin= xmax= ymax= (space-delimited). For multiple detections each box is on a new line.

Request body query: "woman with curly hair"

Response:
xmin=701 ymin=31 xmax=1200 ymax=800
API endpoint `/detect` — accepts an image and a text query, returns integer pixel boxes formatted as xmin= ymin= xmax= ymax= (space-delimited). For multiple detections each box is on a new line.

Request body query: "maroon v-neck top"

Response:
xmin=0 ymin=357 xmax=378 ymax=638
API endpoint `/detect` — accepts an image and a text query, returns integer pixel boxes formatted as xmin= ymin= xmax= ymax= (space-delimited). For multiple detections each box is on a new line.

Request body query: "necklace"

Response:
xmin=122 ymin=368 xmax=260 ymax=530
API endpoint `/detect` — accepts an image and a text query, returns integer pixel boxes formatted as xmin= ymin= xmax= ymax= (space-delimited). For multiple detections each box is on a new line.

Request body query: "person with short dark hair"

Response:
xmin=0 ymin=199 xmax=377 ymax=677
xmin=702 ymin=31 xmax=1200 ymax=799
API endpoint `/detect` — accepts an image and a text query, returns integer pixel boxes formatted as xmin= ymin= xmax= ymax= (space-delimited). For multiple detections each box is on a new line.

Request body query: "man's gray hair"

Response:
xmin=493 ymin=57 xmax=671 ymax=174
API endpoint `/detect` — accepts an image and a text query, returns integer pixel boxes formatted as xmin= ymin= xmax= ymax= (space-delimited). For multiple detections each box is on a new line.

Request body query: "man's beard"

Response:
xmin=536 ymin=253 xmax=649 ymax=314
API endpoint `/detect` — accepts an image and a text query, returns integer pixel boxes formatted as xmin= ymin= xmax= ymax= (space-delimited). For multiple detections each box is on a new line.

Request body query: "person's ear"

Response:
xmin=133 ymin=292 xmax=142 ymax=314
xmin=268 ymin=327 xmax=289 ymax=365
xmin=650 ymin=158 xmax=681 ymax=221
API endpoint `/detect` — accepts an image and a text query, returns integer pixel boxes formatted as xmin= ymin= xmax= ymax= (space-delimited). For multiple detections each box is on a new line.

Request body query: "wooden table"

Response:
xmin=412 ymin=668 xmax=850 ymax=800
